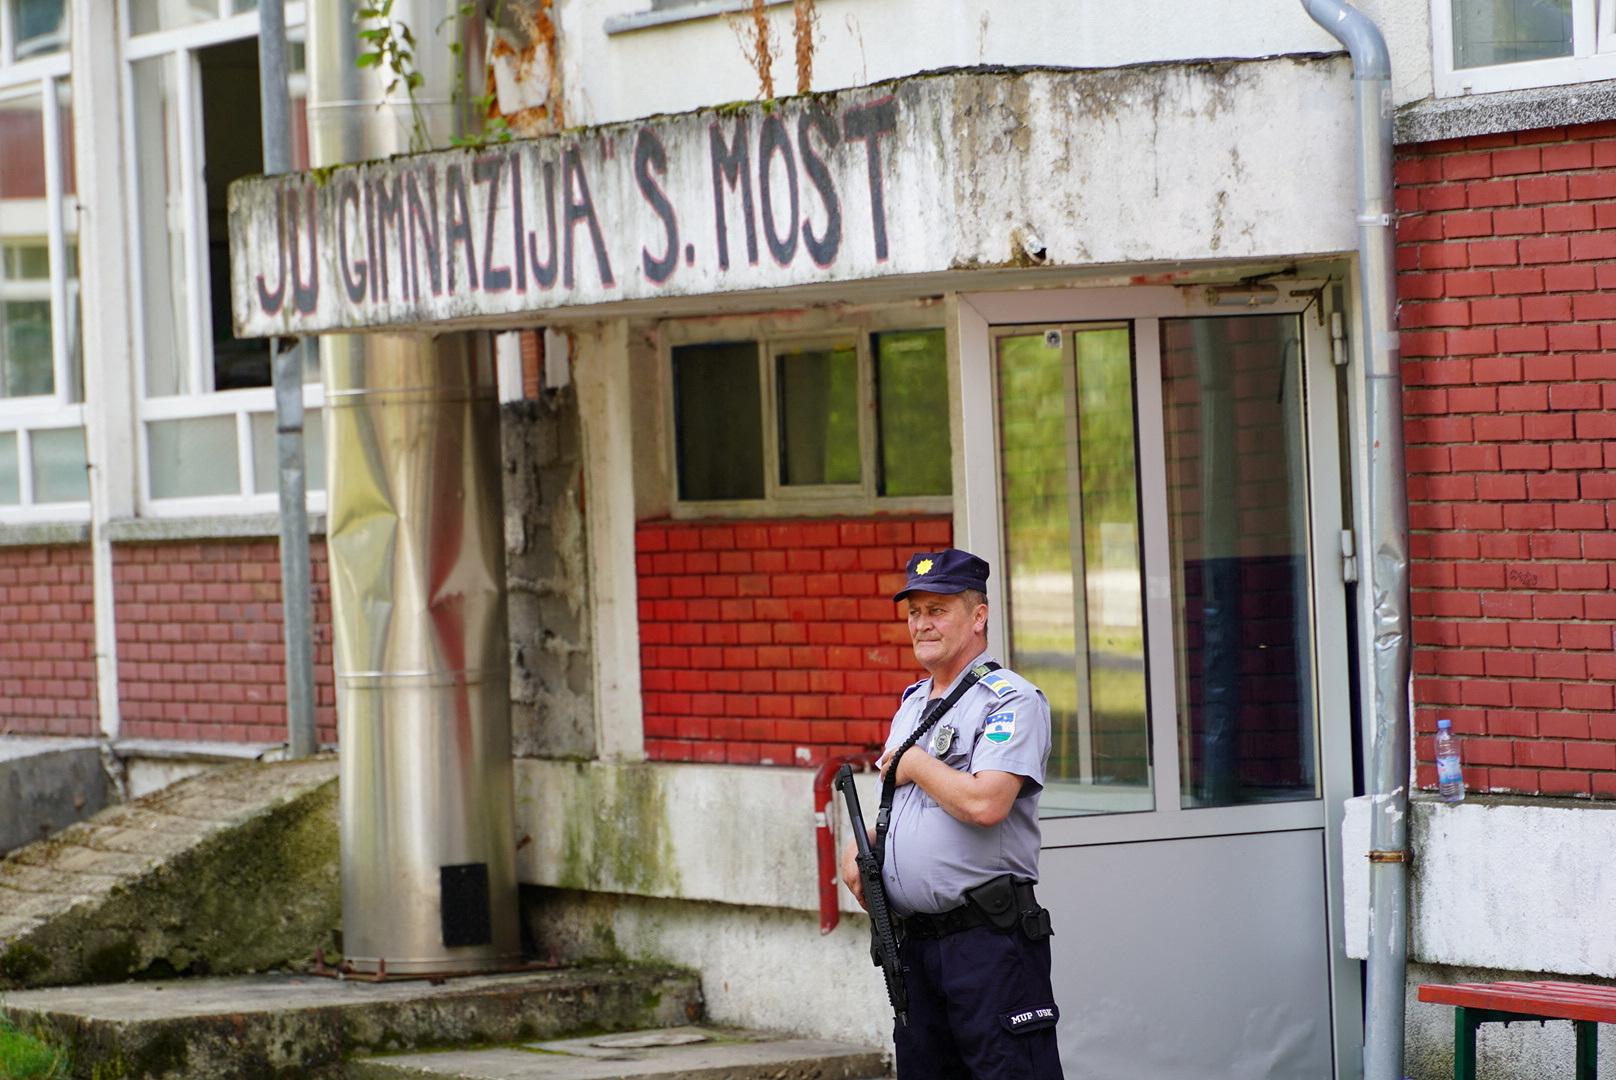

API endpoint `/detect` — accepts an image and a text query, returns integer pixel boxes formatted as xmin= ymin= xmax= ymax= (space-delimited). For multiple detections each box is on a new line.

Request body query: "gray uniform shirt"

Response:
xmin=879 ymin=651 xmax=1052 ymax=916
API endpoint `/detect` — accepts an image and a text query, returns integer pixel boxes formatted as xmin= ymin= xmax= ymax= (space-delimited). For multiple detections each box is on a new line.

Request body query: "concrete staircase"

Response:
xmin=0 ymin=757 xmax=890 ymax=1078
xmin=0 ymin=757 xmax=340 ymax=988
xmin=0 ymin=968 xmax=714 ymax=1079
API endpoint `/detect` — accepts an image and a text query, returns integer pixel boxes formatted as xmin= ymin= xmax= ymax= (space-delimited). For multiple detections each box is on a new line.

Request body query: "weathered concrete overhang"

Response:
xmin=229 ymin=57 xmax=1356 ymax=337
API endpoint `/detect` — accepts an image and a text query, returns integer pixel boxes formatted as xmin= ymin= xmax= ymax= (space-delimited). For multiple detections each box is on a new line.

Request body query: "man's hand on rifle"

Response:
xmin=839 ymin=832 xmax=874 ymax=911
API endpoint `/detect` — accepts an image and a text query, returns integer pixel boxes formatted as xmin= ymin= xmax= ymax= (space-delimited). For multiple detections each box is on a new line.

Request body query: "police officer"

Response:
xmin=841 ymin=548 xmax=1064 ymax=1079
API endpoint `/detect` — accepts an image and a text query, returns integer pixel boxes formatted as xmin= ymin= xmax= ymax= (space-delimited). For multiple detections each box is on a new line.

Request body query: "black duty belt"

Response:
xmin=902 ymin=879 xmax=1044 ymax=941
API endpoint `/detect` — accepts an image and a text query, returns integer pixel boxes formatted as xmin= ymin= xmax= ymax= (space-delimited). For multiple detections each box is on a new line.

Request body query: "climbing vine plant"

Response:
xmin=353 ymin=0 xmax=511 ymax=152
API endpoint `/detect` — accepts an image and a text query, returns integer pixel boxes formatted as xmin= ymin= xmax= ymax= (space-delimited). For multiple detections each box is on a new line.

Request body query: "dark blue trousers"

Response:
xmin=893 ymin=924 xmax=1065 ymax=1079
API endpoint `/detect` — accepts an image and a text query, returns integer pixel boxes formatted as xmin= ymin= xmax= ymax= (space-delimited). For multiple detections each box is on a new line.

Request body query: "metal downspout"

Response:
xmin=308 ymin=1 xmax=518 ymax=974
xmin=1299 ymin=4 xmax=1411 ymax=1079
xmin=255 ymin=0 xmax=319 ymax=760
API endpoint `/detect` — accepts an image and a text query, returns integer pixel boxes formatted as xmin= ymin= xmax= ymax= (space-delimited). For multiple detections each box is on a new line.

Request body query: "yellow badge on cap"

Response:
xmin=916 ymin=558 xmax=934 ymax=575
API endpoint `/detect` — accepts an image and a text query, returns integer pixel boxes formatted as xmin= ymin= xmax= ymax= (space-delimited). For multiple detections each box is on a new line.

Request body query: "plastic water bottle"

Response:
xmin=1435 ymin=719 xmax=1464 ymax=804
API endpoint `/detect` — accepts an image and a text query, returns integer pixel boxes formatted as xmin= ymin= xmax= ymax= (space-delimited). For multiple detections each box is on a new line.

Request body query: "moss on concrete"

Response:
xmin=554 ymin=763 xmax=681 ymax=896
xmin=0 ymin=762 xmax=340 ymax=991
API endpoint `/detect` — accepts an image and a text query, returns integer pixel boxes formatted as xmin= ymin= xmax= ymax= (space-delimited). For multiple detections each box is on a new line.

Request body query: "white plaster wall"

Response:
xmin=531 ymin=890 xmax=894 ymax=1051
xmin=560 ymin=0 xmax=1433 ymax=126
xmin=515 ymin=759 xmax=897 ymax=1048
xmin=514 ymin=758 xmax=878 ymax=915
xmin=1343 ymin=795 xmax=1616 ymax=975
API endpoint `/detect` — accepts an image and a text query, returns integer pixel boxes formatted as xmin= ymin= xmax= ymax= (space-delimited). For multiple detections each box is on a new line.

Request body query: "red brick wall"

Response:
xmin=636 ymin=515 xmax=951 ymax=765
xmin=1396 ymin=122 xmax=1616 ymax=799
xmin=0 ymin=545 xmax=97 ymax=735
xmin=114 ymin=540 xmax=337 ymax=745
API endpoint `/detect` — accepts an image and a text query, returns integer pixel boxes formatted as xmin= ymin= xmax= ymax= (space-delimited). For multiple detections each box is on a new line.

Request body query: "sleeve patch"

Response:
xmin=983 ymin=711 xmax=1016 ymax=743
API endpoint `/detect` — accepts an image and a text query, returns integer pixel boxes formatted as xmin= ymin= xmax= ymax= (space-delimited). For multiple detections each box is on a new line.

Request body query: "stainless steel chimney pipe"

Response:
xmin=308 ymin=0 xmax=518 ymax=974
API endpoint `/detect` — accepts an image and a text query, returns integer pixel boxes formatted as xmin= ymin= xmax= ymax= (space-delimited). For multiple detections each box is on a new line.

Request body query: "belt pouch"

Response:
xmin=963 ymin=874 xmax=1020 ymax=932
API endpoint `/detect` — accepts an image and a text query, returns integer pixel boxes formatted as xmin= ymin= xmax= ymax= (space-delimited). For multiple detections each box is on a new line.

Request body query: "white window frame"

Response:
xmin=1433 ymin=0 xmax=1616 ymax=96
xmin=121 ymin=0 xmax=322 ymax=518
xmin=0 ymin=35 xmax=87 ymax=522
xmin=659 ymin=305 xmax=956 ymax=519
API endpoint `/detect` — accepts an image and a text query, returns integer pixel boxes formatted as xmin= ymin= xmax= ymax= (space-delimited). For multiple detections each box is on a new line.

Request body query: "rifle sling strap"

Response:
xmin=873 ymin=661 xmax=1001 ymax=872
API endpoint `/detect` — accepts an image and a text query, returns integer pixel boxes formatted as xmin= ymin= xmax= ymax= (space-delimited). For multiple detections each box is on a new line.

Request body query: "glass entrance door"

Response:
xmin=959 ymin=285 xmax=1359 ymax=1079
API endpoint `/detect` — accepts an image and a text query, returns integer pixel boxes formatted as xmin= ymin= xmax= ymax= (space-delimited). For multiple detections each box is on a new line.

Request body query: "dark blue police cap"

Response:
xmin=892 ymin=548 xmax=991 ymax=602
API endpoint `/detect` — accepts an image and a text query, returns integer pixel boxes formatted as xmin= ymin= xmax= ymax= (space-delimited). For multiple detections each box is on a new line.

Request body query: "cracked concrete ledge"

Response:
xmin=0 ymin=756 xmax=340 ymax=989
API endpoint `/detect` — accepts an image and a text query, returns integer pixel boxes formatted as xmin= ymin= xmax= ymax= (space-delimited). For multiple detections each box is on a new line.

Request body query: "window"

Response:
xmin=6 ymin=0 xmax=68 ymax=60
xmin=604 ymin=0 xmax=790 ymax=35
xmin=668 ymin=326 xmax=952 ymax=508
xmin=125 ymin=0 xmax=322 ymax=513
xmin=0 ymin=9 xmax=86 ymax=520
xmin=1435 ymin=0 xmax=1616 ymax=94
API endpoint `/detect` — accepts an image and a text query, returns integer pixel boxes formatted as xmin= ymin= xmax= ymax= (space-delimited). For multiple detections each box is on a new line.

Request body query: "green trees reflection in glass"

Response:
xmin=997 ymin=328 xmax=1149 ymax=816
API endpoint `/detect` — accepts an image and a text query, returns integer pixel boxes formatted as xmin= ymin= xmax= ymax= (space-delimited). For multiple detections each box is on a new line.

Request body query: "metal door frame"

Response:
xmin=954 ymin=282 xmax=1363 ymax=1079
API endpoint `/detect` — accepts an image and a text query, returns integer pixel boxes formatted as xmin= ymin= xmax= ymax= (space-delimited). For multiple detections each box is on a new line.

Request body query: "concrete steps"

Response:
xmin=0 ymin=757 xmax=339 ymax=987
xmin=349 ymin=1025 xmax=889 ymax=1079
xmin=0 ymin=966 xmax=707 ymax=1080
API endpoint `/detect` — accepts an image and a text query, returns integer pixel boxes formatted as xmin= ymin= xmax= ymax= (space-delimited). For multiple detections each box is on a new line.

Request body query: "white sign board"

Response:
xmin=229 ymin=61 xmax=1355 ymax=337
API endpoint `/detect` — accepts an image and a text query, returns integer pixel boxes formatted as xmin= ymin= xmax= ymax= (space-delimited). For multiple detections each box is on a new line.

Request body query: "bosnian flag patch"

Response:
xmin=984 ymin=711 xmax=1016 ymax=743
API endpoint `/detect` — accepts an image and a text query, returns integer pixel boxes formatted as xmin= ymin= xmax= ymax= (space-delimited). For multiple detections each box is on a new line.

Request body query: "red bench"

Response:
xmin=1418 ymin=981 xmax=1616 ymax=1080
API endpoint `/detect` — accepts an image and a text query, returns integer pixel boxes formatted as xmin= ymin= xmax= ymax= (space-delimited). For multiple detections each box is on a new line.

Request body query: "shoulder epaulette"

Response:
xmin=978 ymin=668 xmax=1017 ymax=699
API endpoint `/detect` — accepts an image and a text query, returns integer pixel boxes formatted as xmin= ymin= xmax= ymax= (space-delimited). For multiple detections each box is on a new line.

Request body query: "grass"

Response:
xmin=0 ymin=1012 xmax=68 ymax=1080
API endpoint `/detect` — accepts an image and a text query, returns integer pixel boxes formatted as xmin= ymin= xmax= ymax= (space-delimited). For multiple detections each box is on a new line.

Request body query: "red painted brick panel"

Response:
xmin=113 ymin=540 xmax=337 ymax=745
xmin=0 ymin=545 xmax=97 ymax=735
xmin=638 ymin=515 xmax=948 ymax=766
xmin=1400 ymin=123 xmax=1616 ymax=800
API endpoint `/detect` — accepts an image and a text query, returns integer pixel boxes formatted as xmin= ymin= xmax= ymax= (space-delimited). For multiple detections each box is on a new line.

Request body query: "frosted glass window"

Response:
xmin=251 ymin=408 xmax=325 ymax=495
xmin=0 ymin=432 xmax=17 ymax=504
xmin=1452 ymin=0 xmax=1572 ymax=68
xmin=30 ymin=426 xmax=87 ymax=502
xmin=148 ymin=415 xmax=238 ymax=498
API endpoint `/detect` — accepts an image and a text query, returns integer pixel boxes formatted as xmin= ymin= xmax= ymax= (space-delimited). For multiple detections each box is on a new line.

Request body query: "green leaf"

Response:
xmin=401 ymin=25 xmax=416 ymax=45
xmin=406 ymin=72 xmax=424 ymax=89
xmin=358 ymin=27 xmax=387 ymax=41
xmin=379 ymin=0 xmax=394 ymax=15
xmin=356 ymin=51 xmax=382 ymax=67
xmin=357 ymin=7 xmax=382 ymax=17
